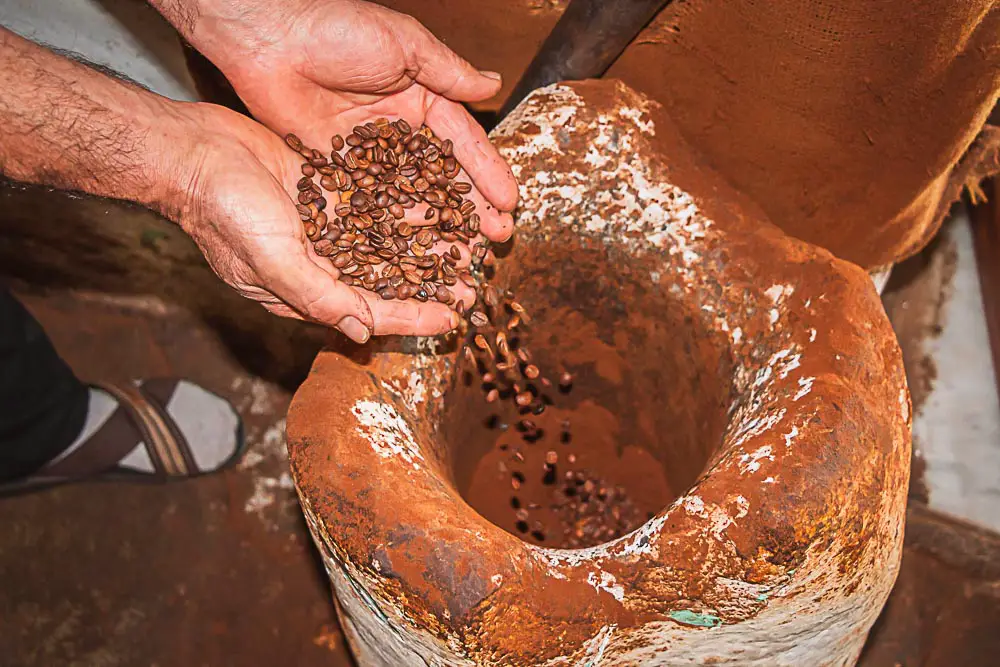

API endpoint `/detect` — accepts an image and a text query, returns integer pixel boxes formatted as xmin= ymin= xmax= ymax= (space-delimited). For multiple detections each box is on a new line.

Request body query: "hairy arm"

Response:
xmin=0 ymin=27 xmax=186 ymax=211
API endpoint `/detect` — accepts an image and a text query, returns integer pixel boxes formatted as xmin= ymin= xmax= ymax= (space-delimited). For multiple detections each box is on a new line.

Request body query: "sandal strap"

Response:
xmin=100 ymin=381 xmax=192 ymax=477
xmin=135 ymin=379 xmax=199 ymax=474
xmin=43 ymin=381 xmax=195 ymax=478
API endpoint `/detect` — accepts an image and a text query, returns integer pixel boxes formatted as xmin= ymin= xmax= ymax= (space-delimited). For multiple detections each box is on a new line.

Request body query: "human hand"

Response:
xmin=161 ymin=102 xmax=472 ymax=342
xmin=152 ymin=0 xmax=518 ymax=242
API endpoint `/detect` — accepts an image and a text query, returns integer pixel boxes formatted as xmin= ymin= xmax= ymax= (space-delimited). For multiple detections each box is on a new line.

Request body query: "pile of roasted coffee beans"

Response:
xmin=547 ymin=470 xmax=646 ymax=547
xmin=286 ymin=117 xmax=494 ymax=305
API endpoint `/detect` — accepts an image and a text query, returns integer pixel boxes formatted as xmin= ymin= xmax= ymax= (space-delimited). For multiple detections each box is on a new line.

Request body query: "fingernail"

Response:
xmin=337 ymin=316 xmax=370 ymax=344
xmin=449 ymin=311 xmax=461 ymax=330
xmin=479 ymin=70 xmax=502 ymax=82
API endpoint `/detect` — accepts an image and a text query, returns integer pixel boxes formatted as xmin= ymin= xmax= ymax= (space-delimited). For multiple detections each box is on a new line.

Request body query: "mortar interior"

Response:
xmin=442 ymin=229 xmax=735 ymax=548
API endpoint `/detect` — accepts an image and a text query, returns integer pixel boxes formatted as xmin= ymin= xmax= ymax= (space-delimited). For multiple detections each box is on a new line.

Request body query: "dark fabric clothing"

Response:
xmin=0 ymin=288 xmax=87 ymax=482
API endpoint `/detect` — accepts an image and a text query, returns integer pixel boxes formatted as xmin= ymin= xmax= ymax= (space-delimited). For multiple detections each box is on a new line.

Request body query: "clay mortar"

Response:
xmin=287 ymin=80 xmax=911 ymax=666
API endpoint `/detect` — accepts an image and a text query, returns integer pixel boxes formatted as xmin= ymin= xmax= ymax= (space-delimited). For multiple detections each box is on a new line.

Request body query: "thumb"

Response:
xmin=263 ymin=248 xmax=375 ymax=343
xmin=398 ymin=16 xmax=502 ymax=102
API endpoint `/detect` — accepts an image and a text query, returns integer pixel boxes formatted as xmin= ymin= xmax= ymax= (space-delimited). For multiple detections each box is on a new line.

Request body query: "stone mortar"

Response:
xmin=287 ymin=80 xmax=912 ymax=666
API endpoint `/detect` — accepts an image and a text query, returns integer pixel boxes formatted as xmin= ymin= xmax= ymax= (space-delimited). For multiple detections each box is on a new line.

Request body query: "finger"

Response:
xmin=428 ymin=239 xmax=472 ymax=269
xmin=359 ymin=288 xmax=460 ymax=336
xmin=424 ymin=97 xmax=519 ymax=214
xmin=450 ymin=281 xmax=476 ymax=310
xmin=257 ymin=244 xmax=375 ymax=342
xmin=394 ymin=14 xmax=503 ymax=102
xmin=305 ymin=237 xmax=464 ymax=336
xmin=454 ymin=174 xmax=514 ymax=243
xmin=260 ymin=292 xmax=368 ymax=345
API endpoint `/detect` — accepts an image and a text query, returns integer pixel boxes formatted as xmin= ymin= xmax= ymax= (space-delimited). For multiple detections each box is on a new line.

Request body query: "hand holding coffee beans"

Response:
xmin=148 ymin=0 xmax=518 ymax=343
xmin=286 ymin=119 xmax=492 ymax=309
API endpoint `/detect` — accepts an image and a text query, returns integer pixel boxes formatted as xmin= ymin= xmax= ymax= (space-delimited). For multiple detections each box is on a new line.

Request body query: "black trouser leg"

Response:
xmin=0 ymin=288 xmax=88 ymax=482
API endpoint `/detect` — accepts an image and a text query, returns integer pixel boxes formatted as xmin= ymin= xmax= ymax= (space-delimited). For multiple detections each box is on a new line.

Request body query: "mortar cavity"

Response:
xmin=444 ymin=227 xmax=734 ymax=548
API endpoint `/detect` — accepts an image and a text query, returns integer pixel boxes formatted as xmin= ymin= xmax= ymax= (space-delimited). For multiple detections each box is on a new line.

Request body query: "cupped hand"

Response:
xmin=170 ymin=0 xmax=518 ymax=241
xmin=162 ymin=102 xmax=466 ymax=342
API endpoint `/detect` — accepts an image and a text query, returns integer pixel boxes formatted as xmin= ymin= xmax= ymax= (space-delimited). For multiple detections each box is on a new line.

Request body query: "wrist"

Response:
xmin=150 ymin=0 xmax=295 ymax=76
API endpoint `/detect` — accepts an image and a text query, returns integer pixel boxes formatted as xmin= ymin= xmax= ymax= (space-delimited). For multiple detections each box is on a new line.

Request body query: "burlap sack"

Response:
xmin=377 ymin=0 xmax=999 ymax=270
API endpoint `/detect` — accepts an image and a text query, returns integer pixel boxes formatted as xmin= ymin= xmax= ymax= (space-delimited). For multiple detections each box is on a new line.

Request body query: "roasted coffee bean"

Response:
xmin=484 ymin=285 xmax=500 ymax=308
xmin=331 ymin=134 xmax=345 ymax=151
xmin=285 ymin=133 xmax=304 ymax=151
xmin=314 ymin=239 xmax=335 ymax=256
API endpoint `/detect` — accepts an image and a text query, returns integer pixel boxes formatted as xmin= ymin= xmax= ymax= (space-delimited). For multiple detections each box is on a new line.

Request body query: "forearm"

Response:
xmin=0 ymin=27 xmax=187 ymax=210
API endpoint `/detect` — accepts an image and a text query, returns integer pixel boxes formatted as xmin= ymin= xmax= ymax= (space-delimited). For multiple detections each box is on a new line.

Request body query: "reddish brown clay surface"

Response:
xmin=288 ymin=80 xmax=910 ymax=665
xmin=374 ymin=0 xmax=1000 ymax=270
